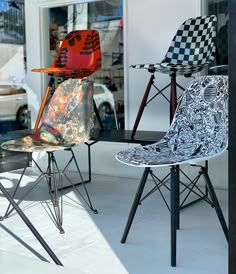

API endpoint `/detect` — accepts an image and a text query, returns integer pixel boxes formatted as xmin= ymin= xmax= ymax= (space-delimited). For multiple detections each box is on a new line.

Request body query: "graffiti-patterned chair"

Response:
xmin=1 ymin=79 xmax=97 ymax=234
xmin=116 ymin=76 xmax=228 ymax=266
xmin=32 ymin=29 xmax=102 ymax=131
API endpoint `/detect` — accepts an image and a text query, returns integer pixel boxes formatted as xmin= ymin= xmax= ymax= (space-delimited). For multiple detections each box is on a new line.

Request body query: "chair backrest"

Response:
xmin=163 ymin=15 xmax=217 ymax=65
xmin=37 ymin=78 xmax=94 ymax=145
xmin=165 ymin=75 xmax=228 ymax=161
xmin=51 ymin=29 xmax=102 ymax=78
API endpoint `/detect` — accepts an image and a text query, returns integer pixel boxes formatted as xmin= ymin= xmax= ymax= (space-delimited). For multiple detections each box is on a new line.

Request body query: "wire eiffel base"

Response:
xmin=0 ymin=148 xmax=97 ymax=234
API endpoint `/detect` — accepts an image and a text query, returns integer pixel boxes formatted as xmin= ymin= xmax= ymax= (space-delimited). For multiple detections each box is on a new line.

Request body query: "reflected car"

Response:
xmin=0 ymin=83 xmax=28 ymax=128
xmin=93 ymin=83 xmax=116 ymax=120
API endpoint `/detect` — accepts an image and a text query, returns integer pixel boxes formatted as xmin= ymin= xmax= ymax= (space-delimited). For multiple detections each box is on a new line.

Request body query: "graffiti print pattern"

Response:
xmin=117 ymin=76 xmax=228 ymax=167
xmin=1 ymin=79 xmax=94 ymax=152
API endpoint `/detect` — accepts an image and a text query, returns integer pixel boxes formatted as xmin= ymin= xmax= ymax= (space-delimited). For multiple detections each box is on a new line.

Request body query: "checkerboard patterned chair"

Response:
xmin=131 ymin=15 xmax=217 ymax=138
xmin=117 ymin=75 xmax=228 ymax=267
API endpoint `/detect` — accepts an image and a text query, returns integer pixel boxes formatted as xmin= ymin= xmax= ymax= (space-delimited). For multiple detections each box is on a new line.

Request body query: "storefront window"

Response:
xmin=49 ymin=0 xmax=124 ymax=129
xmin=0 ymin=0 xmax=29 ymax=131
xmin=206 ymin=0 xmax=228 ymax=75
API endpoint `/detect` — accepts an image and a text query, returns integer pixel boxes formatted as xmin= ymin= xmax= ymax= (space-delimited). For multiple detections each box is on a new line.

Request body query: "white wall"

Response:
xmin=125 ymin=0 xmax=202 ymax=132
xmin=25 ymin=0 xmax=228 ymax=189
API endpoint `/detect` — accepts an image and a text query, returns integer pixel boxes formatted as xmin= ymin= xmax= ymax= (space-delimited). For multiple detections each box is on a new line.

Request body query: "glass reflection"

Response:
xmin=49 ymin=0 xmax=124 ymax=129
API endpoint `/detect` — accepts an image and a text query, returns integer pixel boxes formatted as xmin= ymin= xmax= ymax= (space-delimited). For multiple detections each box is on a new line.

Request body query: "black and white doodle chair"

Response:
xmin=116 ymin=76 xmax=228 ymax=267
xmin=131 ymin=15 xmax=217 ymax=138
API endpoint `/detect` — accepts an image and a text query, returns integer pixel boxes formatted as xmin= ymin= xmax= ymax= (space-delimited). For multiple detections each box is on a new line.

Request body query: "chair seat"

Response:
xmin=130 ymin=63 xmax=207 ymax=76
xmin=117 ymin=75 xmax=228 ymax=168
xmin=31 ymin=67 xmax=94 ymax=78
xmin=116 ymin=137 xmax=226 ymax=168
xmin=1 ymin=134 xmax=87 ymax=153
xmin=1 ymin=128 xmax=90 ymax=153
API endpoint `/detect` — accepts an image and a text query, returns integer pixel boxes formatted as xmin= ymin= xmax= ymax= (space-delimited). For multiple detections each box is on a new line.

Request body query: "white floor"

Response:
xmin=0 ymin=168 xmax=228 ymax=274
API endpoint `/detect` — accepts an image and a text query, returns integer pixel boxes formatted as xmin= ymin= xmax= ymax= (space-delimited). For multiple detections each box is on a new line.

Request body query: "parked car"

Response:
xmin=93 ymin=83 xmax=116 ymax=120
xmin=0 ymin=83 xmax=28 ymax=128
xmin=0 ymin=81 xmax=118 ymax=131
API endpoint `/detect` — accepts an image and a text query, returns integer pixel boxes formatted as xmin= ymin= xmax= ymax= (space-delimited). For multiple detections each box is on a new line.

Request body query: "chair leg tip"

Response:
xmin=59 ymin=229 xmax=65 ymax=234
xmin=120 ymin=238 xmax=126 ymax=244
xmin=93 ymin=209 xmax=98 ymax=214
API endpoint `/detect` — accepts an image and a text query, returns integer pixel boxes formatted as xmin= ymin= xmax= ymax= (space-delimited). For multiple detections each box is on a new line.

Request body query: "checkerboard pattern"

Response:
xmin=164 ymin=15 xmax=216 ymax=64
xmin=130 ymin=63 xmax=208 ymax=75
xmin=130 ymin=15 xmax=217 ymax=76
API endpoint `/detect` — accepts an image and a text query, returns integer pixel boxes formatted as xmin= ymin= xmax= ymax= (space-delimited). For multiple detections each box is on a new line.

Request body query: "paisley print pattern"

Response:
xmin=1 ymin=79 xmax=94 ymax=152
xmin=116 ymin=76 xmax=228 ymax=167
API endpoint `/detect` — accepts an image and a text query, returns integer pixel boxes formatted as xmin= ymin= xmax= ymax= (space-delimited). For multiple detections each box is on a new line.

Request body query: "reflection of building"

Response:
xmin=216 ymin=20 xmax=228 ymax=65
xmin=0 ymin=1 xmax=25 ymax=45
xmin=0 ymin=44 xmax=25 ymax=82
xmin=49 ymin=1 xmax=124 ymax=117
xmin=208 ymin=0 xmax=228 ymax=66
xmin=0 ymin=1 xmax=26 ymax=82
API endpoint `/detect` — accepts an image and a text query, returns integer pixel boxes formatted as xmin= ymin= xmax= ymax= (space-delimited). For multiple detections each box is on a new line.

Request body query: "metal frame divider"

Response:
xmin=0 ymin=182 xmax=63 ymax=266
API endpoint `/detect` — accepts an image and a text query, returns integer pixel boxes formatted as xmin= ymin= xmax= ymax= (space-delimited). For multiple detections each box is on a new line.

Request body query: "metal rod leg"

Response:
xmin=47 ymin=152 xmax=64 ymax=234
xmin=121 ymin=167 xmax=150 ymax=243
xmin=131 ymin=74 xmax=155 ymax=139
xmin=34 ymin=76 xmax=55 ymax=132
xmin=170 ymin=166 xmax=178 ymax=267
xmin=170 ymin=73 xmax=177 ymax=123
xmin=204 ymin=161 xmax=209 ymax=198
xmin=86 ymin=143 xmax=92 ymax=182
xmin=69 ymin=149 xmax=97 ymax=213
xmin=201 ymin=167 xmax=228 ymax=241
xmin=2 ymin=166 xmax=27 ymax=218
xmin=0 ymin=182 xmax=63 ymax=266
xmin=176 ymin=165 xmax=180 ymax=230
xmin=93 ymin=100 xmax=103 ymax=129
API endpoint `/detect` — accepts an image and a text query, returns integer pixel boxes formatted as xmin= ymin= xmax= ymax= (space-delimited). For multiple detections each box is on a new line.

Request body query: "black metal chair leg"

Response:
xmin=0 ymin=182 xmax=63 ymax=266
xmin=170 ymin=73 xmax=178 ymax=122
xmin=61 ymin=148 xmax=98 ymax=214
xmin=2 ymin=166 xmax=27 ymax=218
xmin=121 ymin=167 xmax=150 ymax=243
xmin=176 ymin=165 xmax=180 ymax=230
xmin=131 ymin=74 xmax=155 ymax=139
xmin=170 ymin=166 xmax=178 ymax=267
xmin=67 ymin=148 xmax=98 ymax=213
xmin=201 ymin=167 xmax=228 ymax=241
xmin=93 ymin=100 xmax=103 ymax=129
xmin=48 ymin=152 xmax=64 ymax=234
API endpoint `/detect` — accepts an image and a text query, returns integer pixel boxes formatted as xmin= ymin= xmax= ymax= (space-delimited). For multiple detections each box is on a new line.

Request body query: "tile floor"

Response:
xmin=0 ymin=168 xmax=228 ymax=274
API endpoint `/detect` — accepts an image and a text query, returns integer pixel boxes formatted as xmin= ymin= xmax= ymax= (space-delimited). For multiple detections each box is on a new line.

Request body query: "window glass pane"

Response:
xmin=0 ymin=0 xmax=28 ymax=131
xmin=49 ymin=0 xmax=124 ymax=129
xmin=94 ymin=86 xmax=105 ymax=95
xmin=206 ymin=0 xmax=228 ymax=75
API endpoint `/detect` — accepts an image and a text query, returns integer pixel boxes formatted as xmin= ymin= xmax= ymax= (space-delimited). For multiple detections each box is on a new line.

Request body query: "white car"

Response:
xmin=93 ymin=83 xmax=116 ymax=119
xmin=0 ymin=83 xmax=28 ymax=128
xmin=0 ymin=81 xmax=117 ymax=130
xmin=93 ymin=83 xmax=118 ymax=128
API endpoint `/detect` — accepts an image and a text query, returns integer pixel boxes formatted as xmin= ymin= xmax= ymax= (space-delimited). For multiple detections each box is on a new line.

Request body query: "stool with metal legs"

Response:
xmin=0 ymin=79 xmax=97 ymax=234
xmin=117 ymin=75 xmax=228 ymax=266
xmin=129 ymin=15 xmax=218 ymax=230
